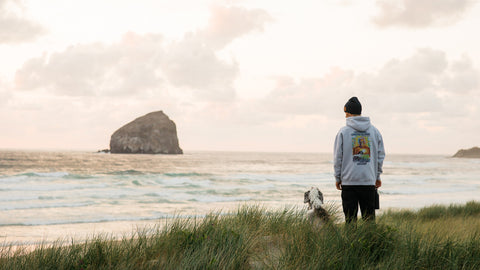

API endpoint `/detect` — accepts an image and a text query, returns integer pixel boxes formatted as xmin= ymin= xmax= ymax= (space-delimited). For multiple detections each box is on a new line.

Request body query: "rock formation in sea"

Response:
xmin=452 ymin=147 xmax=480 ymax=158
xmin=110 ymin=111 xmax=183 ymax=154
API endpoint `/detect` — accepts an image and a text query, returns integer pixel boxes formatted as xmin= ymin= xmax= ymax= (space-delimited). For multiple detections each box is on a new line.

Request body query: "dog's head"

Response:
xmin=304 ymin=187 xmax=324 ymax=209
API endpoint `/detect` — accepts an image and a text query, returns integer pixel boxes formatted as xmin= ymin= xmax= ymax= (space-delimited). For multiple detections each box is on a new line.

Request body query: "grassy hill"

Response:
xmin=2 ymin=201 xmax=480 ymax=269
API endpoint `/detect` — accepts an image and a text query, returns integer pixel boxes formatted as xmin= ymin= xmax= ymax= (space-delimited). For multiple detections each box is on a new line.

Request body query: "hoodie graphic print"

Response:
xmin=352 ymin=132 xmax=371 ymax=164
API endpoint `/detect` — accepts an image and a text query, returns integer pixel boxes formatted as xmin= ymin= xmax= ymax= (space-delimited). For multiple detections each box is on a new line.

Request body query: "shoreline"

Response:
xmin=1 ymin=219 xmax=172 ymax=248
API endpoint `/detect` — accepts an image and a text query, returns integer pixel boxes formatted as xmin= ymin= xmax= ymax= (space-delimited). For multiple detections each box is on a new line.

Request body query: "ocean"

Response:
xmin=1 ymin=150 xmax=479 ymax=246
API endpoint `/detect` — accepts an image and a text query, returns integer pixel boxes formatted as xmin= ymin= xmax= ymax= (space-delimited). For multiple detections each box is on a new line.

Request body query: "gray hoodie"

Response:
xmin=334 ymin=116 xmax=385 ymax=186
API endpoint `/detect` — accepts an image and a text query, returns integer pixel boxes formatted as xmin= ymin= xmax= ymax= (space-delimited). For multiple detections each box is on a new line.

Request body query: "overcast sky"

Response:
xmin=1 ymin=0 xmax=479 ymax=155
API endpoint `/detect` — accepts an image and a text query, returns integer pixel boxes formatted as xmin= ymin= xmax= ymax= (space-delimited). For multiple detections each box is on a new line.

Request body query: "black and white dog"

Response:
xmin=304 ymin=187 xmax=330 ymax=224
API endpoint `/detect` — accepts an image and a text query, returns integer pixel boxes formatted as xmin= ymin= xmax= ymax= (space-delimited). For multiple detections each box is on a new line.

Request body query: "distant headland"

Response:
xmin=104 ymin=111 xmax=183 ymax=154
xmin=452 ymin=147 xmax=480 ymax=158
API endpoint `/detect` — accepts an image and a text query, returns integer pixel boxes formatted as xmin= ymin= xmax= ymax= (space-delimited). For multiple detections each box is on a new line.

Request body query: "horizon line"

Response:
xmin=0 ymin=147 xmax=454 ymax=156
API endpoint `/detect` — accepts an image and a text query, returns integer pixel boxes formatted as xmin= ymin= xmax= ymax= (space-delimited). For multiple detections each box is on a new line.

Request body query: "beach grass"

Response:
xmin=1 ymin=201 xmax=480 ymax=269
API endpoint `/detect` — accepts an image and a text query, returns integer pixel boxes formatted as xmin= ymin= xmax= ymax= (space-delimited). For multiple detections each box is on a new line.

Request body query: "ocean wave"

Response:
xmin=144 ymin=192 xmax=161 ymax=197
xmin=163 ymin=172 xmax=211 ymax=177
xmin=0 ymin=172 xmax=67 ymax=183
xmin=21 ymin=172 xmax=70 ymax=178
xmin=132 ymin=180 xmax=142 ymax=186
xmin=143 ymin=192 xmax=175 ymax=198
xmin=138 ymin=199 xmax=177 ymax=204
xmin=64 ymin=174 xmax=96 ymax=179
xmin=0 ymin=176 xmax=26 ymax=183
xmin=137 ymin=190 xmax=253 ymax=203
xmin=0 ymin=172 xmax=95 ymax=182
xmin=227 ymin=173 xmax=324 ymax=183
xmin=106 ymin=170 xmax=145 ymax=175
xmin=38 ymin=196 xmax=65 ymax=200
xmin=0 ymin=165 xmax=13 ymax=170
xmin=0 ymin=195 xmax=39 ymax=202
xmin=0 ymin=183 xmax=109 ymax=192
xmin=161 ymin=178 xmax=213 ymax=188
xmin=0 ymin=201 xmax=95 ymax=211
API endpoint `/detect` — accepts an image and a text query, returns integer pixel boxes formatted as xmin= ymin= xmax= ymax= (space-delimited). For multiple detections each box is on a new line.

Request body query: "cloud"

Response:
xmin=161 ymin=5 xmax=271 ymax=100
xmin=442 ymin=54 xmax=479 ymax=94
xmin=201 ymin=5 xmax=272 ymax=49
xmin=253 ymin=48 xmax=479 ymax=124
xmin=357 ymin=49 xmax=479 ymax=115
xmin=361 ymin=48 xmax=448 ymax=94
xmin=161 ymin=33 xmax=238 ymax=101
xmin=261 ymin=68 xmax=355 ymax=116
xmin=13 ymin=5 xmax=271 ymax=102
xmin=0 ymin=0 xmax=46 ymax=44
xmin=210 ymin=48 xmax=478 ymax=153
xmin=15 ymin=33 xmax=166 ymax=97
xmin=373 ymin=0 xmax=476 ymax=28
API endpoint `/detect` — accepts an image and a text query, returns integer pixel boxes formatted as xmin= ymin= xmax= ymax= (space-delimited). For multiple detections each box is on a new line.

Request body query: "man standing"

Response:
xmin=334 ymin=97 xmax=385 ymax=223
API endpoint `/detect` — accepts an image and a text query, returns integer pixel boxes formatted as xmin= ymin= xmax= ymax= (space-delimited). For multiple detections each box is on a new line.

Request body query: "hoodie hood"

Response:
xmin=346 ymin=116 xmax=371 ymax=132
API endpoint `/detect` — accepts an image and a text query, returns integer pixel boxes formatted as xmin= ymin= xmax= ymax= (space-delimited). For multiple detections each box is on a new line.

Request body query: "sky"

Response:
xmin=1 ymin=0 xmax=480 ymax=155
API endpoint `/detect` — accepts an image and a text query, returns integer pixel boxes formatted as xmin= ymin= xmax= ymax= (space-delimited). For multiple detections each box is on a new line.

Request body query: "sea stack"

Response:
xmin=452 ymin=147 xmax=480 ymax=158
xmin=110 ymin=111 xmax=183 ymax=154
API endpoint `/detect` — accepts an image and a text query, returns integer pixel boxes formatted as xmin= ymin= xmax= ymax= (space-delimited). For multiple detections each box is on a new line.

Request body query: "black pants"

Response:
xmin=341 ymin=185 xmax=376 ymax=223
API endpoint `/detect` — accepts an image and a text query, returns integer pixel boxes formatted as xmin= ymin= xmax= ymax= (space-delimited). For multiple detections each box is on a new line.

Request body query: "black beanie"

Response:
xmin=344 ymin=97 xmax=362 ymax=115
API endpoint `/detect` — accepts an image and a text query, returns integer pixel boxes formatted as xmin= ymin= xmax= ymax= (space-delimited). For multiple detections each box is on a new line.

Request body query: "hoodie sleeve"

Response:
xmin=333 ymin=130 xmax=343 ymax=183
xmin=376 ymin=130 xmax=385 ymax=180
